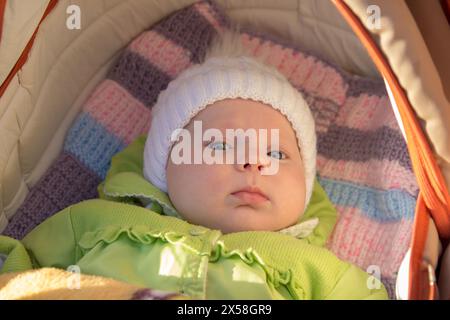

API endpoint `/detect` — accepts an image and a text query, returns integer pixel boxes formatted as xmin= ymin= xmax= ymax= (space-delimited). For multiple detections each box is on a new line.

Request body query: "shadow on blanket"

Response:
xmin=0 ymin=268 xmax=187 ymax=300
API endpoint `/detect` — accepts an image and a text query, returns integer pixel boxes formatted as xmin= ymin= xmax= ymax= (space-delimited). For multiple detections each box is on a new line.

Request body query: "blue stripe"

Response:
xmin=317 ymin=176 xmax=416 ymax=221
xmin=64 ymin=112 xmax=126 ymax=179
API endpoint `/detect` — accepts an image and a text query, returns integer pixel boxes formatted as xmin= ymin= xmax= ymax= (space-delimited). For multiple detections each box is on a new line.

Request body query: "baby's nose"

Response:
xmin=234 ymin=146 xmax=271 ymax=173
xmin=235 ymin=155 xmax=271 ymax=173
xmin=239 ymin=162 xmax=265 ymax=172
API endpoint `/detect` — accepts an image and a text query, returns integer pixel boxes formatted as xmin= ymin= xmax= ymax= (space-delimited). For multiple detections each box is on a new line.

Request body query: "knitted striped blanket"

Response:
xmin=2 ymin=0 xmax=417 ymax=299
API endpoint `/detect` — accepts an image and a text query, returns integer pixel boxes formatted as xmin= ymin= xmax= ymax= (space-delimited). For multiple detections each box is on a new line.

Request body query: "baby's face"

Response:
xmin=166 ymin=98 xmax=306 ymax=233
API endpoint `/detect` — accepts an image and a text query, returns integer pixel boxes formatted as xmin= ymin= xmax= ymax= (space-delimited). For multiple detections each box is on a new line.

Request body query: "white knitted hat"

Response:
xmin=143 ymin=56 xmax=317 ymax=210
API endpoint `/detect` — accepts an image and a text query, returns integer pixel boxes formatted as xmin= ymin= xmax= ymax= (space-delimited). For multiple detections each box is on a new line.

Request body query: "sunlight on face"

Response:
xmin=166 ymin=98 xmax=306 ymax=233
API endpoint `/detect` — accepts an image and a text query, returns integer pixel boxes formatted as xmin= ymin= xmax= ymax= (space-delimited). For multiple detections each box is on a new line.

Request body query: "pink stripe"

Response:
xmin=301 ymin=60 xmax=327 ymax=93
xmin=194 ymin=2 xmax=224 ymax=33
xmin=241 ymin=34 xmax=347 ymax=105
xmin=262 ymin=43 xmax=288 ymax=71
xmin=129 ymin=31 xmax=192 ymax=78
xmin=241 ymin=33 xmax=264 ymax=56
xmin=291 ymin=58 xmax=347 ymax=105
xmin=314 ymin=68 xmax=347 ymax=105
xmin=83 ymin=80 xmax=151 ymax=144
xmin=317 ymin=156 xmax=419 ymax=196
xmin=327 ymin=206 xmax=413 ymax=277
xmin=335 ymin=95 xmax=399 ymax=131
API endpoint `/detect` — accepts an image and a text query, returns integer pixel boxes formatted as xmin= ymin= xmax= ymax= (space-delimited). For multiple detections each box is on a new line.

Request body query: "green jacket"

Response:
xmin=0 ymin=136 xmax=387 ymax=299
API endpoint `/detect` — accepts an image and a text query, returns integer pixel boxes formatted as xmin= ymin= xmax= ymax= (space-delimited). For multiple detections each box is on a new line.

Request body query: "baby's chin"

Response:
xmin=214 ymin=206 xmax=287 ymax=234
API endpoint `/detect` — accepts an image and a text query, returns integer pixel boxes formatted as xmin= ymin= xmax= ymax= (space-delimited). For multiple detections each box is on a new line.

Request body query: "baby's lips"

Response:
xmin=231 ymin=190 xmax=269 ymax=205
xmin=230 ymin=185 xmax=270 ymax=205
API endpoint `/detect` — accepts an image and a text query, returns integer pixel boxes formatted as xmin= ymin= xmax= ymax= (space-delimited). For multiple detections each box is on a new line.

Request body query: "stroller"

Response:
xmin=0 ymin=0 xmax=449 ymax=299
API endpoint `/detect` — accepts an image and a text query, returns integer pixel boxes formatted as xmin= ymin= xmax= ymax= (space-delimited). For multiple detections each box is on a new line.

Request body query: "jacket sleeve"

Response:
xmin=0 ymin=235 xmax=34 ymax=273
xmin=19 ymin=205 xmax=78 ymax=270
xmin=323 ymin=264 xmax=389 ymax=300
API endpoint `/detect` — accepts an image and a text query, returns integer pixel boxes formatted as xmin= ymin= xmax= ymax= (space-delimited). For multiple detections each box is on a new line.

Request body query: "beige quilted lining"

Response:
xmin=0 ymin=0 xmax=50 ymax=85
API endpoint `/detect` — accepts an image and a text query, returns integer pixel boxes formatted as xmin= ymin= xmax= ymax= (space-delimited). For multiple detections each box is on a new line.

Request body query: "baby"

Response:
xmin=0 ymin=32 xmax=388 ymax=300
xmin=143 ymin=34 xmax=317 ymax=235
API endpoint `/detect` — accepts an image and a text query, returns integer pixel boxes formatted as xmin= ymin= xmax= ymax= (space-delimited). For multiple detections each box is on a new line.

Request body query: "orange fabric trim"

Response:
xmin=441 ymin=0 xmax=450 ymax=24
xmin=0 ymin=0 xmax=58 ymax=98
xmin=429 ymin=283 xmax=438 ymax=300
xmin=333 ymin=0 xmax=450 ymax=300
xmin=0 ymin=0 xmax=6 ymax=44
xmin=409 ymin=194 xmax=430 ymax=299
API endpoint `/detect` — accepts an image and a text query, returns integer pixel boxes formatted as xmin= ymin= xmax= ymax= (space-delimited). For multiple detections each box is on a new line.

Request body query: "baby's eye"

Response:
xmin=267 ymin=150 xmax=286 ymax=160
xmin=207 ymin=141 xmax=232 ymax=151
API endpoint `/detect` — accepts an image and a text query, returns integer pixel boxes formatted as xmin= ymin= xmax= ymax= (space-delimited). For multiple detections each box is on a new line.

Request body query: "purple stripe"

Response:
xmin=317 ymin=125 xmax=413 ymax=171
xmin=108 ymin=50 xmax=172 ymax=107
xmin=2 ymin=152 xmax=101 ymax=240
xmin=153 ymin=4 xmax=217 ymax=63
xmin=346 ymin=75 xmax=387 ymax=97
xmin=381 ymin=276 xmax=396 ymax=300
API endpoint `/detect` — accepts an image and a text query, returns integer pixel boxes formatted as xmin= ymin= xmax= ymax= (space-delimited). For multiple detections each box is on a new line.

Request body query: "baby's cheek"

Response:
xmin=206 ymin=162 xmax=229 ymax=178
xmin=277 ymin=171 xmax=306 ymax=213
xmin=174 ymin=164 xmax=226 ymax=199
xmin=195 ymin=164 xmax=230 ymax=195
xmin=167 ymin=165 xmax=204 ymax=219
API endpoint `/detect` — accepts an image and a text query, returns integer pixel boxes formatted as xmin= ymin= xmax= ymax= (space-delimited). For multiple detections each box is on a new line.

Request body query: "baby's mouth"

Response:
xmin=230 ymin=186 xmax=269 ymax=205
